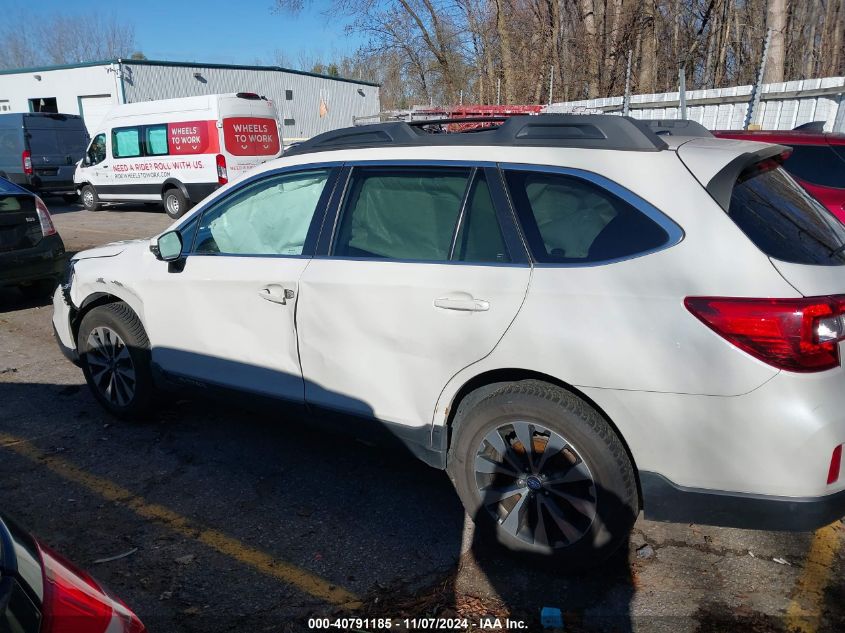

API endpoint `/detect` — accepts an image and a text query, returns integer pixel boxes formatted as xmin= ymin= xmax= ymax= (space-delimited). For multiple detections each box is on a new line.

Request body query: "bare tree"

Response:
xmin=763 ymin=0 xmax=786 ymax=82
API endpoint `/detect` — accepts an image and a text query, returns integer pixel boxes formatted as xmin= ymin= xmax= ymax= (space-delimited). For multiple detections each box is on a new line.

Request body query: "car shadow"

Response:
xmin=0 ymin=346 xmax=639 ymax=631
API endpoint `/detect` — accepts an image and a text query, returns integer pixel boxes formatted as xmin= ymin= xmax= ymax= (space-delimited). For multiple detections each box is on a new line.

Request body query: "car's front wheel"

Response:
xmin=447 ymin=380 xmax=639 ymax=568
xmin=77 ymin=302 xmax=156 ymax=419
xmin=80 ymin=185 xmax=100 ymax=211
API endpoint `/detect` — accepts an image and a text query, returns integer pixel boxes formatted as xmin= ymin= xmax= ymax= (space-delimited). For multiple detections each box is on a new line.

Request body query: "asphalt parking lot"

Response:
xmin=1 ymin=199 xmax=844 ymax=633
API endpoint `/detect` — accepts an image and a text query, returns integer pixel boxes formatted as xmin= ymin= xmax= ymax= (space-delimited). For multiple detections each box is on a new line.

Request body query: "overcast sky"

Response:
xmin=9 ymin=0 xmax=363 ymax=68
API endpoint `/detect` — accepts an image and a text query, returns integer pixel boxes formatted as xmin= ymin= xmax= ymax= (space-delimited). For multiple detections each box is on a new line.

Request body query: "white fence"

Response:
xmin=546 ymin=77 xmax=845 ymax=132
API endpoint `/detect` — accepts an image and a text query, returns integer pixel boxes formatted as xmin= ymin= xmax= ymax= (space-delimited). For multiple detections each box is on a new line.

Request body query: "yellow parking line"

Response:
xmin=0 ymin=432 xmax=361 ymax=608
xmin=784 ymin=521 xmax=844 ymax=633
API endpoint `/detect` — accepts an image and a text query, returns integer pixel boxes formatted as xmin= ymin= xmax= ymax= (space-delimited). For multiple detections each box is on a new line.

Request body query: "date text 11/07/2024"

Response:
xmin=306 ymin=617 xmax=530 ymax=630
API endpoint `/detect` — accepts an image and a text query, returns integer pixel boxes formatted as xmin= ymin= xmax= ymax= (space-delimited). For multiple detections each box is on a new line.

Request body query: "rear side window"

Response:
xmin=333 ymin=167 xmax=470 ymax=261
xmin=728 ymin=165 xmax=845 ymax=265
xmin=112 ymin=127 xmax=141 ymax=158
xmin=453 ymin=173 xmax=510 ymax=263
xmin=145 ymin=125 xmax=169 ymax=156
xmin=782 ymin=145 xmax=845 ymax=189
xmin=505 ymin=170 xmax=670 ymax=263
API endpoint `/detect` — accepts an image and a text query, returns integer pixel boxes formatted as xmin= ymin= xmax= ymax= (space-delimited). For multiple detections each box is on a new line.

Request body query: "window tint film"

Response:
xmin=145 ymin=125 xmax=169 ymax=156
xmin=782 ymin=145 xmax=845 ymax=189
xmin=334 ymin=167 xmax=470 ymax=261
xmin=728 ymin=165 xmax=845 ymax=265
xmin=194 ymin=169 xmax=331 ymax=256
xmin=505 ymin=170 xmax=669 ymax=263
xmin=453 ymin=172 xmax=510 ymax=263
xmin=87 ymin=133 xmax=106 ymax=165
xmin=112 ymin=127 xmax=141 ymax=158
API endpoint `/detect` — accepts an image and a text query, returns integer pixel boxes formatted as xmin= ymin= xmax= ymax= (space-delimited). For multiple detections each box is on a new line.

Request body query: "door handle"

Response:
xmin=258 ymin=284 xmax=290 ymax=304
xmin=434 ymin=296 xmax=490 ymax=312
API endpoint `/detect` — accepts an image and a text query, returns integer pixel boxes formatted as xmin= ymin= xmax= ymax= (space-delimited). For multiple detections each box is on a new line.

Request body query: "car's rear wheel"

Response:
xmin=163 ymin=188 xmax=189 ymax=219
xmin=80 ymin=185 xmax=100 ymax=211
xmin=447 ymin=380 xmax=638 ymax=568
xmin=78 ymin=302 xmax=155 ymax=419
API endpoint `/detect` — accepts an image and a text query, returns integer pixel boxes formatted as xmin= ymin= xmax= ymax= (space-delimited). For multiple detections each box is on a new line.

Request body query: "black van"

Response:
xmin=0 ymin=113 xmax=89 ymax=201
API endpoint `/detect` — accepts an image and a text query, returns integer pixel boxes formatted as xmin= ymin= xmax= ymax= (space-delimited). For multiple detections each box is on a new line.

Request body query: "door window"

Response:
xmin=193 ymin=169 xmax=331 ymax=256
xmin=86 ymin=133 xmax=106 ymax=165
xmin=333 ymin=167 xmax=471 ymax=261
xmin=505 ymin=170 xmax=670 ymax=263
xmin=112 ymin=127 xmax=141 ymax=158
xmin=453 ymin=173 xmax=510 ymax=263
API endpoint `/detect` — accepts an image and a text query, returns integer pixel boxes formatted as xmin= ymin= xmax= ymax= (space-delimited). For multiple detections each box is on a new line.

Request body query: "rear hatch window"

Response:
xmin=781 ymin=144 xmax=845 ymax=189
xmin=728 ymin=164 xmax=845 ymax=266
xmin=0 ymin=194 xmax=41 ymax=252
xmin=222 ymin=117 xmax=281 ymax=157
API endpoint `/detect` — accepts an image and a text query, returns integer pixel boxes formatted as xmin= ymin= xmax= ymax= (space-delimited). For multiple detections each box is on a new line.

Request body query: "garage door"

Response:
xmin=79 ymin=95 xmax=115 ymax=135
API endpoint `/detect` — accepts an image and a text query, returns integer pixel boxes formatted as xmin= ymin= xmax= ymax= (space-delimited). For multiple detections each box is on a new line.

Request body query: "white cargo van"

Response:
xmin=75 ymin=93 xmax=282 ymax=218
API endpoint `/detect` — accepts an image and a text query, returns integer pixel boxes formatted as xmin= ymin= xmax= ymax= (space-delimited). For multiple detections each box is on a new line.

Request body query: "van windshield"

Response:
xmin=728 ymin=163 xmax=845 ymax=265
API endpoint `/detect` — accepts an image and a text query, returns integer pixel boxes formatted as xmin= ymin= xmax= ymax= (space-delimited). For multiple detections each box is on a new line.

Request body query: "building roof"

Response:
xmin=0 ymin=57 xmax=380 ymax=88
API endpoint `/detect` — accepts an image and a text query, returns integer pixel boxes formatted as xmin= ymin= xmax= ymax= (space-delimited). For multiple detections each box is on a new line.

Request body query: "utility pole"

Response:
xmin=745 ymin=28 xmax=773 ymax=130
xmin=679 ymin=65 xmax=687 ymax=119
xmin=622 ymin=50 xmax=633 ymax=116
xmin=548 ymin=65 xmax=554 ymax=106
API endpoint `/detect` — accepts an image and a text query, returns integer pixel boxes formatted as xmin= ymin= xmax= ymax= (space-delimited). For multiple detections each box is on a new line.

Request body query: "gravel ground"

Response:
xmin=0 ymin=199 xmax=843 ymax=633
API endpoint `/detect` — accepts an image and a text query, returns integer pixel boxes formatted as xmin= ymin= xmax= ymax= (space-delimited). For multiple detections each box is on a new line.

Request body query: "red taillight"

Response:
xmin=22 ymin=150 xmax=32 ymax=175
xmin=35 ymin=196 xmax=57 ymax=237
xmin=215 ymin=153 xmax=228 ymax=185
xmin=685 ymin=295 xmax=845 ymax=372
xmin=829 ymin=445 xmax=843 ymax=485
xmin=37 ymin=542 xmax=146 ymax=633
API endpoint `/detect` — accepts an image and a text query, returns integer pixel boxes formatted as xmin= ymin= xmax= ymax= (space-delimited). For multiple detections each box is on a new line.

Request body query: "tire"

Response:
xmin=447 ymin=380 xmax=638 ymax=568
xmin=163 ymin=187 xmax=189 ymax=219
xmin=77 ymin=302 xmax=156 ymax=419
xmin=18 ymin=278 xmax=57 ymax=300
xmin=62 ymin=193 xmax=79 ymax=204
xmin=80 ymin=185 xmax=100 ymax=211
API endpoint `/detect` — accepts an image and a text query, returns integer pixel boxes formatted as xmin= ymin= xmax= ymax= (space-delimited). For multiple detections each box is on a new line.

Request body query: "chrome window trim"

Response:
xmin=499 ymin=162 xmax=685 ymax=268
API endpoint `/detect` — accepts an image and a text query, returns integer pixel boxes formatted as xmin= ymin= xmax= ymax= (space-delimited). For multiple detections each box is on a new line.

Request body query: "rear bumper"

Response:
xmin=641 ymin=472 xmax=845 ymax=531
xmin=0 ymin=234 xmax=65 ymax=286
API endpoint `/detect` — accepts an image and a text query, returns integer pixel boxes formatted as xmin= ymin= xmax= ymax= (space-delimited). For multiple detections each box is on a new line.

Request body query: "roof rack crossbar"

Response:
xmin=284 ymin=114 xmax=669 ymax=156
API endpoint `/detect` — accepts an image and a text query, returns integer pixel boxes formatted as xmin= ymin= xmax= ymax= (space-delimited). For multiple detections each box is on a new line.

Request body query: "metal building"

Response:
xmin=0 ymin=59 xmax=380 ymax=142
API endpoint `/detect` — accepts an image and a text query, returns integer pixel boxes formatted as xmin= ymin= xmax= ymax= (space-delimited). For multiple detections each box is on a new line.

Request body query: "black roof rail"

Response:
xmin=284 ymin=114 xmax=669 ymax=156
xmin=641 ymin=119 xmax=713 ymax=138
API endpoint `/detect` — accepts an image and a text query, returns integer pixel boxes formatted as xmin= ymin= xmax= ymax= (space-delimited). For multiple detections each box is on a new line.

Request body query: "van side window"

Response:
xmin=145 ymin=125 xmax=169 ymax=156
xmin=333 ymin=167 xmax=471 ymax=261
xmin=87 ymin=133 xmax=106 ymax=165
xmin=112 ymin=127 xmax=141 ymax=158
xmin=505 ymin=170 xmax=670 ymax=264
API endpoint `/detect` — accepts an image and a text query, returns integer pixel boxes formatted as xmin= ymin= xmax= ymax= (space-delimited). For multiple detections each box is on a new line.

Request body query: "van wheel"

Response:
xmin=80 ymin=185 xmax=100 ymax=211
xmin=78 ymin=302 xmax=156 ymax=419
xmin=447 ymin=380 xmax=639 ymax=568
xmin=163 ymin=188 xmax=189 ymax=219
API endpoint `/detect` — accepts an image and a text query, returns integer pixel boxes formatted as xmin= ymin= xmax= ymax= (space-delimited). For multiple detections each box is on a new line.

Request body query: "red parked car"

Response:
xmin=0 ymin=513 xmax=146 ymax=633
xmin=713 ymin=123 xmax=845 ymax=221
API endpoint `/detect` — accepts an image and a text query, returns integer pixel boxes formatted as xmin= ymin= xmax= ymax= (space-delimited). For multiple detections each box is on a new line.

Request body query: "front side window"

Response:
xmin=112 ymin=126 xmax=141 ymax=158
xmin=728 ymin=164 xmax=845 ymax=265
xmin=193 ymin=169 xmax=331 ymax=256
xmin=333 ymin=167 xmax=471 ymax=261
xmin=86 ymin=133 xmax=106 ymax=165
xmin=145 ymin=125 xmax=169 ymax=156
xmin=505 ymin=170 xmax=670 ymax=263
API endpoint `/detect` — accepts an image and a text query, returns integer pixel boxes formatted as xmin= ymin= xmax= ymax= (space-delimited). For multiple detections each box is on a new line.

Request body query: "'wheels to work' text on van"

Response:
xmin=75 ymin=93 xmax=282 ymax=218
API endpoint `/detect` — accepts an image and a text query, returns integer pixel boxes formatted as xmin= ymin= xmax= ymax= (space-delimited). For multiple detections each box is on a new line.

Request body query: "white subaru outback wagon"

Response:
xmin=53 ymin=115 xmax=845 ymax=566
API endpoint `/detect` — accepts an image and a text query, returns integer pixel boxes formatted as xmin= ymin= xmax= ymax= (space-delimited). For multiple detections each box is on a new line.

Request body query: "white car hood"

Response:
xmin=73 ymin=239 xmax=148 ymax=261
